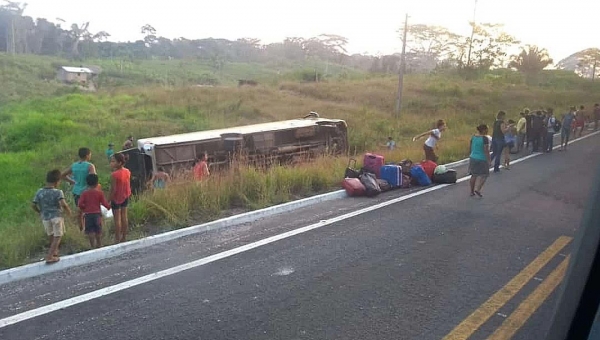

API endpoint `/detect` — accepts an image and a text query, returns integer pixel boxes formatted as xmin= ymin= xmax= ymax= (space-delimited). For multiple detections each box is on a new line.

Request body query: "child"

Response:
xmin=61 ymin=147 xmax=96 ymax=206
xmin=109 ymin=153 xmax=131 ymax=243
xmin=149 ymin=167 xmax=170 ymax=189
xmin=193 ymin=152 xmax=210 ymax=181
xmin=412 ymin=119 xmax=447 ymax=163
xmin=78 ymin=174 xmax=110 ymax=249
xmin=105 ymin=143 xmax=115 ymax=162
xmin=31 ymin=169 xmax=72 ymax=264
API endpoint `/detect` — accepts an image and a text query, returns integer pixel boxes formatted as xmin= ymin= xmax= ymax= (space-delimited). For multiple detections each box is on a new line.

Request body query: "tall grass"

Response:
xmin=0 ymin=66 xmax=599 ymax=268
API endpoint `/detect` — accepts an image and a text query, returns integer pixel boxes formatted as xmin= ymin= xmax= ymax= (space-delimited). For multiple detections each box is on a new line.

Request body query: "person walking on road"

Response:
xmin=469 ymin=124 xmax=491 ymax=197
xmin=413 ymin=119 xmax=447 ymax=163
xmin=491 ymin=111 xmax=510 ymax=173
xmin=559 ymin=107 xmax=576 ymax=151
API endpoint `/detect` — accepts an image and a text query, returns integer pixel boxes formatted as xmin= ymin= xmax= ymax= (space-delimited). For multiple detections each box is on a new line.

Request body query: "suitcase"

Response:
xmin=380 ymin=165 xmax=402 ymax=188
xmin=363 ymin=153 xmax=385 ymax=178
xmin=344 ymin=158 xmax=360 ymax=178
xmin=420 ymin=160 xmax=437 ymax=180
xmin=410 ymin=165 xmax=432 ymax=186
xmin=342 ymin=178 xmax=366 ymax=197
xmin=433 ymin=169 xmax=458 ymax=184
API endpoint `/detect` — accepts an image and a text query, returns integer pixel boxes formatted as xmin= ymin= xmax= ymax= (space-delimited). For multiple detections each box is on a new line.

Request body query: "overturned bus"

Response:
xmin=121 ymin=113 xmax=348 ymax=193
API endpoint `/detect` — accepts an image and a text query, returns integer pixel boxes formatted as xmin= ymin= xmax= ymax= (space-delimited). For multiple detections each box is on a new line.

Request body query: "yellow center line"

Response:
xmin=488 ymin=255 xmax=570 ymax=340
xmin=443 ymin=236 xmax=572 ymax=340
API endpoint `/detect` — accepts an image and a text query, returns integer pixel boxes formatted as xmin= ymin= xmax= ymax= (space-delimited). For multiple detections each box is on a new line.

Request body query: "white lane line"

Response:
xmin=1 ymin=130 xmax=598 ymax=329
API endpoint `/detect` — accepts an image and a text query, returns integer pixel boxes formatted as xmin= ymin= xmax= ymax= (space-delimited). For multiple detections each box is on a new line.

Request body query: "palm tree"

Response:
xmin=509 ymin=45 xmax=553 ymax=75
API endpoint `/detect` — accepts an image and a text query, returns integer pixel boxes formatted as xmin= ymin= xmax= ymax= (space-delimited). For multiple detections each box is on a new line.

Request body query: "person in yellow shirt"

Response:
xmin=516 ymin=111 xmax=527 ymax=152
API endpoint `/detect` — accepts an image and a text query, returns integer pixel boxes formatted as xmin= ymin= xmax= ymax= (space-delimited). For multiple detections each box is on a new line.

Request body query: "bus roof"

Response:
xmin=136 ymin=117 xmax=345 ymax=148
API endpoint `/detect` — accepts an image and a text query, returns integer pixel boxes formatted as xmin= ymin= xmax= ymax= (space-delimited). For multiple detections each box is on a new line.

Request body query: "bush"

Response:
xmin=1 ymin=114 xmax=80 ymax=152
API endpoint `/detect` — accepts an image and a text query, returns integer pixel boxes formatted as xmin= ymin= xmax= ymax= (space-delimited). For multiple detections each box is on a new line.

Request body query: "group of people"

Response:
xmin=467 ymin=104 xmax=598 ymax=197
xmin=31 ymin=147 xmax=132 ymax=264
xmin=408 ymin=104 xmax=598 ymax=198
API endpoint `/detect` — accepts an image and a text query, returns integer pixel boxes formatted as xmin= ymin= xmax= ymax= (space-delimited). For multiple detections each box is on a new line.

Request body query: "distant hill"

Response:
xmin=555 ymin=51 xmax=583 ymax=71
xmin=555 ymin=48 xmax=599 ymax=78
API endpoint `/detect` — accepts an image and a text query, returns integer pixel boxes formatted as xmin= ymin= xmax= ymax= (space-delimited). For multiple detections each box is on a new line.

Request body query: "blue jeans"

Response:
xmin=491 ymin=139 xmax=505 ymax=172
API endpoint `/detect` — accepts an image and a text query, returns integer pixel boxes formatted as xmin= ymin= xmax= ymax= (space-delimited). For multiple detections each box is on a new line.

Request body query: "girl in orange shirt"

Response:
xmin=109 ymin=153 xmax=131 ymax=243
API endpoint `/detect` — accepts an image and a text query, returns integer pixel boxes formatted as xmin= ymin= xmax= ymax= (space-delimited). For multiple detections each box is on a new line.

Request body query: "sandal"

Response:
xmin=474 ymin=191 xmax=483 ymax=198
xmin=45 ymin=256 xmax=60 ymax=264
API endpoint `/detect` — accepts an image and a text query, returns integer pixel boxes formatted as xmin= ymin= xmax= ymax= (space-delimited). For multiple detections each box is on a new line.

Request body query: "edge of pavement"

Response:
xmin=0 ymin=131 xmax=593 ymax=286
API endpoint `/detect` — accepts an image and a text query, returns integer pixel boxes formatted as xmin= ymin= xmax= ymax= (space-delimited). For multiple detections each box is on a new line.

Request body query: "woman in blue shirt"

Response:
xmin=469 ymin=124 xmax=492 ymax=197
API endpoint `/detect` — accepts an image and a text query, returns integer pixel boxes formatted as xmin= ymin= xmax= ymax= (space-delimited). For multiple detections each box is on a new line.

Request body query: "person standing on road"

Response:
xmin=545 ymin=111 xmax=557 ymax=153
xmin=516 ymin=112 xmax=527 ymax=152
xmin=559 ymin=107 xmax=576 ymax=151
xmin=61 ymin=147 xmax=96 ymax=206
xmin=469 ymin=124 xmax=491 ymax=197
xmin=413 ymin=119 xmax=447 ymax=163
xmin=491 ymin=111 xmax=510 ymax=173
xmin=593 ymin=103 xmax=600 ymax=131
xmin=573 ymin=106 xmax=586 ymax=138
xmin=531 ymin=111 xmax=545 ymax=153
xmin=503 ymin=120 xmax=517 ymax=169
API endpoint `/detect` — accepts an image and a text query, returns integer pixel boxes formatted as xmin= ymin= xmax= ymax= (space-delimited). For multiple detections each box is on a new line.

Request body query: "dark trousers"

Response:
xmin=531 ymin=130 xmax=542 ymax=152
xmin=491 ymin=139 xmax=505 ymax=172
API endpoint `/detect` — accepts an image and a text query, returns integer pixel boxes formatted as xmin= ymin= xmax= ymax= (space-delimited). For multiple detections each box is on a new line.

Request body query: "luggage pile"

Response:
xmin=341 ymin=153 xmax=458 ymax=197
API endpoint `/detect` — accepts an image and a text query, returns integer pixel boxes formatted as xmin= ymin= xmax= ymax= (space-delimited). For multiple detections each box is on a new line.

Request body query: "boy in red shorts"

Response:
xmin=78 ymin=174 xmax=110 ymax=249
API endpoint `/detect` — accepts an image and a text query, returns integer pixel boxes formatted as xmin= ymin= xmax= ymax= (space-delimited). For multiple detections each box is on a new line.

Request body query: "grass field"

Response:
xmin=0 ymin=53 xmax=598 ymax=269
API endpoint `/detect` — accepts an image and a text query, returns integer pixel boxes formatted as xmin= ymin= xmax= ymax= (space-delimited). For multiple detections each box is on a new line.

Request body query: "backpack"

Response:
xmin=359 ymin=172 xmax=381 ymax=197
xmin=553 ymin=119 xmax=562 ymax=133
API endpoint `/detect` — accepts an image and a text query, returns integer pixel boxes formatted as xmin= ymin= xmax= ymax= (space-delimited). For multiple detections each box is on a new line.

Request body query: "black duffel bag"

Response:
xmin=433 ymin=169 xmax=457 ymax=184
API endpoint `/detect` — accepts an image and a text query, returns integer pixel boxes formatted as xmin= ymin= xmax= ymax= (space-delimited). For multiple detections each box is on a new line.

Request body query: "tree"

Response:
xmin=405 ymin=24 xmax=461 ymax=61
xmin=508 ymin=45 xmax=553 ymax=75
xmin=141 ymin=24 xmax=157 ymax=47
xmin=453 ymin=22 xmax=520 ymax=70
xmin=576 ymin=48 xmax=600 ymax=81
xmin=2 ymin=1 xmax=27 ymax=54
xmin=67 ymin=21 xmax=89 ymax=58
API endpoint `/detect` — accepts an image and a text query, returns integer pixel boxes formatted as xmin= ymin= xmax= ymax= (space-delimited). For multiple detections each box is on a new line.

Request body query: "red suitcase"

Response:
xmin=342 ymin=178 xmax=366 ymax=197
xmin=420 ymin=160 xmax=437 ymax=180
xmin=363 ymin=153 xmax=385 ymax=178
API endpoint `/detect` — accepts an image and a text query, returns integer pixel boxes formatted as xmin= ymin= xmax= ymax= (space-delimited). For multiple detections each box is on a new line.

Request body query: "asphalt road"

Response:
xmin=1 ymin=132 xmax=599 ymax=340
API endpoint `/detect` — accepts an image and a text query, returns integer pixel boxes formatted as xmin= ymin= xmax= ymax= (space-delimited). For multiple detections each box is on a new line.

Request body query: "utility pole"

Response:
xmin=395 ymin=13 xmax=409 ymax=117
xmin=465 ymin=0 xmax=479 ymax=68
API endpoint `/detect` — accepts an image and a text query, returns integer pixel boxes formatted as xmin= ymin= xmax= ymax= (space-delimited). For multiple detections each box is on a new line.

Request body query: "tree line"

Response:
xmin=1 ymin=1 xmax=598 ymax=78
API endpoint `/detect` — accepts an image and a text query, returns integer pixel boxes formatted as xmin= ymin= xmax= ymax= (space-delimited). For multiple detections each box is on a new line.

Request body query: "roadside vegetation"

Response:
xmin=1 ymin=55 xmax=598 ymax=268
xmin=0 ymin=3 xmax=599 ymax=268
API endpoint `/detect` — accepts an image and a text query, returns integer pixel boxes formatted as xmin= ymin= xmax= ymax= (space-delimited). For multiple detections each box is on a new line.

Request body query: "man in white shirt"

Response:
xmin=413 ymin=119 xmax=447 ymax=163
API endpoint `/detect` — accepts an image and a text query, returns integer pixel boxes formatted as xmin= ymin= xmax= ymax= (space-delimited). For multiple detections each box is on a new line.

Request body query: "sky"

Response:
xmin=20 ymin=0 xmax=600 ymax=62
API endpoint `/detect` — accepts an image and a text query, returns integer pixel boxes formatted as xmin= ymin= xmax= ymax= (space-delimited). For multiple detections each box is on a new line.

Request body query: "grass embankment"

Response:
xmin=0 ymin=52 xmax=364 ymax=103
xmin=0 ymin=68 xmax=598 ymax=269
